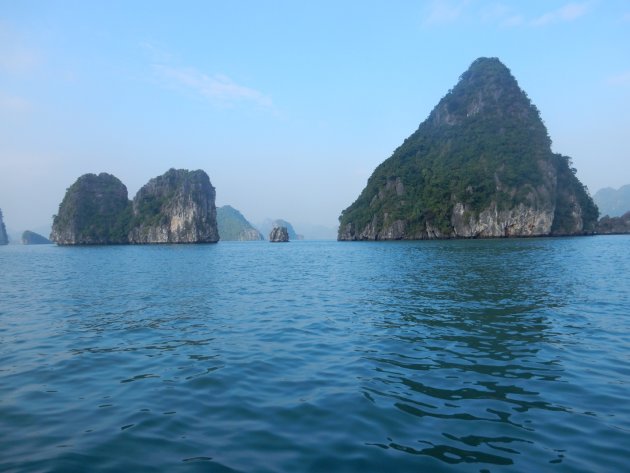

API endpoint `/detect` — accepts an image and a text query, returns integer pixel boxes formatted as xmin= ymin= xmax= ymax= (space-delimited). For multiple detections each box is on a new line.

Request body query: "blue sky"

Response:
xmin=1 ymin=0 xmax=629 ymax=235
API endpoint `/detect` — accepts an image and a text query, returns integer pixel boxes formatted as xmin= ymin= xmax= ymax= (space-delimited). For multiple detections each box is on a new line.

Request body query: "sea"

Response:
xmin=1 ymin=237 xmax=629 ymax=472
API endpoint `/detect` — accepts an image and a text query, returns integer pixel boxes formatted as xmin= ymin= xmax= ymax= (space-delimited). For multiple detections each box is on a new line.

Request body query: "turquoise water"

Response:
xmin=1 ymin=237 xmax=629 ymax=472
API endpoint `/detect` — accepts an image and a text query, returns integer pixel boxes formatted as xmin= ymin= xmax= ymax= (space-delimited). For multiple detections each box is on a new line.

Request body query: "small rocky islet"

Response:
xmin=269 ymin=226 xmax=290 ymax=243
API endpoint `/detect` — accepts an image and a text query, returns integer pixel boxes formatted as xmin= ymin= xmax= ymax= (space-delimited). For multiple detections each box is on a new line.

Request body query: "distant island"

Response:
xmin=593 ymin=185 xmax=630 ymax=218
xmin=597 ymin=212 xmax=630 ymax=235
xmin=51 ymin=169 xmax=219 ymax=245
xmin=22 ymin=231 xmax=51 ymax=245
xmin=338 ymin=57 xmax=598 ymax=240
xmin=217 ymin=205 xmax=264 ymax=241
xmin=257 ymin=219 xmax=303 ymax=240
xmin=0 ymin=208 xmax=8 ymax=245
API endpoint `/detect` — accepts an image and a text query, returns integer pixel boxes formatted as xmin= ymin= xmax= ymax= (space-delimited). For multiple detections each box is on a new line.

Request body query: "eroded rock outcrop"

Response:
xmin=338 ymin=57 xmax=598 ymax=240
xmin=269 ymin=226 xmax=289 ymax=242
xmin=50 ymin=169 xmax=219 ymax=245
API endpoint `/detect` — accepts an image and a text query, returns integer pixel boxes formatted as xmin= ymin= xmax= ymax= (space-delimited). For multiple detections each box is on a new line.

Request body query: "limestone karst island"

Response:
xmin=50 ymin=168 xmax=219 ymax=245
xmin=47 ymin=58 xmax=606 ymax=246
xmin=338 ymin=57 xmax=598 ymax=240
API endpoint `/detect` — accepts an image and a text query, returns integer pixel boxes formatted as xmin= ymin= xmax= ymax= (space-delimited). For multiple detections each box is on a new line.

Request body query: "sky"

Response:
xmin=1 ymin=0 xmax=629 ymax=237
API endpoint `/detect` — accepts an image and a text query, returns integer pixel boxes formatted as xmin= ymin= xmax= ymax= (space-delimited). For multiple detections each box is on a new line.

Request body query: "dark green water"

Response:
xmin=1 ymin=237 xmax=629 ymax=472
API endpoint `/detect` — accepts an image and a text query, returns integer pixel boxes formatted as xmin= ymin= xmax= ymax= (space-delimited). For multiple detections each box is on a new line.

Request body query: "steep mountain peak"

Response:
xmin=338 ymin=57 xmax=597 ymax=240
xmin=430 ymin=57 xmax=538 ymax=128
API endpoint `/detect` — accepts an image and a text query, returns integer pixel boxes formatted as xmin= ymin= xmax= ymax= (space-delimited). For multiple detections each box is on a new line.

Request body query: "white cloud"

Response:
xmin=607 ymin=71 xmax=630 ymax=86
xmin=0 ymin=92 xmax=31 ymax=112
xmin=532 ymin=2 xmax=590 ymax=26
xmin=480 ymin=4 xmax=524 ymax=27
xmin=422 ymin=0 xmax=470 ymax=25
xmin=0 ymin=25 xmax=40 ymax=74
xmin=155 ymin=64 xmax=272 ymax=108
xmin=139 ymin=41 xmax=173 ymax=63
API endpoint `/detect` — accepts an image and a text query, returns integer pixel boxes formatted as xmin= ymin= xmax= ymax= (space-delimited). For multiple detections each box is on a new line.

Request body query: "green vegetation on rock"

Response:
xmin=51 ymin=169 xmax=219 ymax=245
xmin=51 ymin=173 xmax=131 ymax=244
xmin=338 ymin=57 xmax=598 ymax=240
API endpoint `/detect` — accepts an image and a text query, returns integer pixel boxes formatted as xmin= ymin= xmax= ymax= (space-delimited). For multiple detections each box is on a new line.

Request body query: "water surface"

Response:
xmin=1 ymin=237 xmax=629 ymax=472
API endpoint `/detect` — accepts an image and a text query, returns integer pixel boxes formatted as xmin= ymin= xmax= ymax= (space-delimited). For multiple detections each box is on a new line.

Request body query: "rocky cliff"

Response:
xmin=51 ymin=173 xmax=131 ymax=244
xmin=0 ymin=209 xmax=8 ymax=245
xmin=50 ymin=169 xmax=219 ymax=245
xmin=128 ymin=169 xmax=219 ymax=244
xmin=338 ymin=57 xmax=598 ymax=240
xmin=269 ymin=226 xmax=289 ymax=242
xmin=217 ymin=205 xmax=264 ymax=241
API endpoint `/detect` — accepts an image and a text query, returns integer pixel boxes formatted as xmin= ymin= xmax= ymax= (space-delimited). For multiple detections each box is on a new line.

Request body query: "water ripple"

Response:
xmin=1 ymin=239 xmax=629 ymax=472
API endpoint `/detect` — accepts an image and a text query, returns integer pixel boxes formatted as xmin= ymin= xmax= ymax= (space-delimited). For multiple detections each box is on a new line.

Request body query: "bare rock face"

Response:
xmin=450 ymin=201 xmax=555 ymax=238
xmin=269 ymin=226 xmax=289 ymax=242
xmin=50 ymin=173 xmax=131 ymax=245
xmin=128 ymin=169 xmax=219 ymax=244
xmin=0 ymin=208 xmax=8 ymax=245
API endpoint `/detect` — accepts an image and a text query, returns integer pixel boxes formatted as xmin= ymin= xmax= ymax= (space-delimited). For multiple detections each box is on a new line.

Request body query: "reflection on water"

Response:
xmin=0 ymin=238 xmax=629 ymax=472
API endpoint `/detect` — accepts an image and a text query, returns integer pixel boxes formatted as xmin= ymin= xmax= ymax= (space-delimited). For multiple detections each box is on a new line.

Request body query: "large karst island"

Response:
xmin=338 ymin=57 xmax=598 ymax=240
xmin=51 ymin=168 xmax=219 ymax=245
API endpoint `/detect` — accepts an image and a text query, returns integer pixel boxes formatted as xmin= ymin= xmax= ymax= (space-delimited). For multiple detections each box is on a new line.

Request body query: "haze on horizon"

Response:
xmin=1 ymin=1 xmax=629 ymax=236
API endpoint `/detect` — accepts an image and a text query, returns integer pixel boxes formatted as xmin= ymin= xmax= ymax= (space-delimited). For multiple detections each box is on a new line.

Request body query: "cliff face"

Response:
xmin=50 ymin=169 xmax=219 ymax=245
xmin=217 ymin=205 xmax=264 ymax=241
xmin=269 ymin=226 xmax=289 ymax=242
xmin=50 ymin=173 xmax=131 ymax=245
xmin=0 ymin=209 xmax=8 ymax=245
xmin=338 ymin=57 xmax=598 ymax=240
xmin=129 ymin=169 xmax=219 ymax=244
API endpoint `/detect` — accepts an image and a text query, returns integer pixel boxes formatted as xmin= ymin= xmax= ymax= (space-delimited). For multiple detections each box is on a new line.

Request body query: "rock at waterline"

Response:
xmin=269 ymin=226 xmax=289 ymax=242
xmin=0 ymin=208 xmax=8 ymax=245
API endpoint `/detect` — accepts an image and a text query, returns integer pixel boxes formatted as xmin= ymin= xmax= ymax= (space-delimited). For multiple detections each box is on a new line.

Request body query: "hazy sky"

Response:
xmin=1 ymin=1 xmax=629 ymax=234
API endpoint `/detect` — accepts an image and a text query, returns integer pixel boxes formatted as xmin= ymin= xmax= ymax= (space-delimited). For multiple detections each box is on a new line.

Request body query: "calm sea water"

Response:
xmin=1 ymin=237 xmax=629 ymax=472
